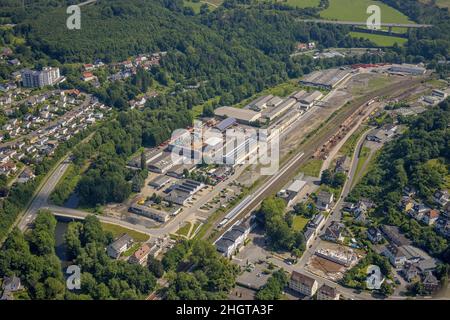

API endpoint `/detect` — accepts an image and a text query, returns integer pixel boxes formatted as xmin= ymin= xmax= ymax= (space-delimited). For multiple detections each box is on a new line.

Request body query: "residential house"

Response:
xmin=316 ymin=284 xmax=340 ymax=300
xmin=422 ymin=272 xmax=439 ymax=293
xmin=289 ymin=271 xmax=318 ymax=297
xmin=402 ymin=263 xmax=420 ymax=282
xmin=422 ymin=209 xmax=440 ymax=226
xmin=354 ymin=211 xmax=368 ymax=225
xmin=322 ymin=221 xmax=345 ymax=243
xmin=129 ymin=243 xmax=151 ymax=266
xmin=107 ymin=234 xmax=133 ymax=259
xmin=383 ymin=244 xmax=407 ymax=268
xmin=367 ymin=227 xmax=383 ymax=244
xmin=316 ymin=191 xmax=334 ymax=212
xmin=434 ymin=190 xmax=449 ymax=207
xmin=215 ymin=219 xmax=252 ymax=257
xmin=17 ymin=168 xmax=35 ymax=184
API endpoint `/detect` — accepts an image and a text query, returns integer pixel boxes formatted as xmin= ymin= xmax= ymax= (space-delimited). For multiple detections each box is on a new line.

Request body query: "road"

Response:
xmin=18 ymin=158 xmax=72 ymax=231
xmin=298 ymin=19 xmax=432 ymax=28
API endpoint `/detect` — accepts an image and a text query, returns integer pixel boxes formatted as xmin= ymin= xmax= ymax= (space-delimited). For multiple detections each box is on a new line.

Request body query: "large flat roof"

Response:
xmin=214 ymin=106 xmax=261 ymax=123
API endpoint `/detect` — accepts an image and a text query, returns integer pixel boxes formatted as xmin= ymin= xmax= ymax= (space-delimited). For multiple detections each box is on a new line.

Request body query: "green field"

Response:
xmin=298 ymin=159 xmax=323 ymax=177
xmin=101 ymin=223 xmax=150 ymax=242
xmin=293 ymin=215 xmax=309 ymax=231
xmin=320 ymin=0 xmax=413 ymax=24
xmin=183 ymin=0 xmax=222 ymax=13
xmin=175 ymin=222 xmax=192 ymax=237
xmin=349 ymin=32 xmax=408 ymax=47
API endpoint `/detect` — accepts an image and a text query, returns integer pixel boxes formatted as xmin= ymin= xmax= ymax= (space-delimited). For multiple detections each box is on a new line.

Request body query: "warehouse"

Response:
xmin=214 ymin=106 xmax=261 ymax=124
xmin=263 ymin=98 xmax=297 ymax=121
xmin=246 ymin=95 xmax=274 ymax=111
xmin=299 ymin=91 xmax=323 ymax=109
xmin=148 ymin=152 xmax=183 ymax=174
xmin=388 ymin=64 xmax=426 ymax=76
xmin=128 ymin=148 xmax=163 ymax=169
xmin=149 ymin=175 xmax=172 ymax=189
xmin=215 ymin=117 xmax=237 ymax=132
xmin=300 ymin=69 xmax=351 ymax=90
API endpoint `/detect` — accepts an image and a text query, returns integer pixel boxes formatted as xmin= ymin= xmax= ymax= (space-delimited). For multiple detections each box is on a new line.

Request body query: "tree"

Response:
xmin=148 ymin=257 xmax=164 ymax=278
xmin=140 ymin=151 xmax=147 ymax=170
xmin=321 ymin=169 xmax=333 ymax=185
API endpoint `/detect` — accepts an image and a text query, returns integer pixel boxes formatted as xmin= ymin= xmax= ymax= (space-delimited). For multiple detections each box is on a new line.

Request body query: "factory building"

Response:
xmin=300 ymin=69 xmax=351 ymax=90
xmin=147 ymin=152 xmax=183 ymax=174
xmin=263 ymin=98 xmax=297 ymax=121
xmin=388 ymin=64 xmax=426 ymax=76
xmin=298 ymin=91 xmax=323 ymax=109
xmin=214 ymin=106 xmax=261 ymax=125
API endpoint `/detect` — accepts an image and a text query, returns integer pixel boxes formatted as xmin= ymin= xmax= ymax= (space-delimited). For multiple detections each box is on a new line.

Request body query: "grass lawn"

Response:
xmin=175 ymin=222 xmax=192 ymax=237
xmin=122 ymin=243 xmax=141 ymax=258
xmin=320 ymin=0 xmax=413 ymax=25
xmin=349 ymin=32 xmax=408 ymax=47
xmin=183 ymin=0 xmax=219 ymax=13
xmin=101 ymin=223 xmax=150 ymax=242
xmin=292 ymin=215 xmax=309 ymax=231
xmin=298 ymin=159 xmax=323 ymax=177
xmin=338 ymin=125 xmax=370 ymax=157
xmin=354 ymin=146 xmax=371 ymax=183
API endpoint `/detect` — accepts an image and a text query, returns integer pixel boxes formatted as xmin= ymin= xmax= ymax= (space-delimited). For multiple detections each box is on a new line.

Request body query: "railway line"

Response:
xmin=206 ymin=76 xmax=427 ymax=243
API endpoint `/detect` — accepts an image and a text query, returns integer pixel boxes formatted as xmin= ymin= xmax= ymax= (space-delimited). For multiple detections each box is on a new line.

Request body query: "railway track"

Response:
xmin=205 ymin=77 xmax=426 ymax=242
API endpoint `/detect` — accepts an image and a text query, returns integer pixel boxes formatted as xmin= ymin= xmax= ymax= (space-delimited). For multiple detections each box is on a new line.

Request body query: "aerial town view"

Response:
xmin=0 ymin=0 xmax=449 ymax=312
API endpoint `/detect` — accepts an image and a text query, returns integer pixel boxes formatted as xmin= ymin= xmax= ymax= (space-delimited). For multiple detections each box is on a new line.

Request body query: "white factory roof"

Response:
xmin=214 ymin=106 xmax=261 ymax=123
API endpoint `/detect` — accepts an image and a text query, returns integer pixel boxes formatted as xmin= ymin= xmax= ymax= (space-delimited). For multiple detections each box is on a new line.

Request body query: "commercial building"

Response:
xmin=21 ymin=67 xmax=61 ymax=88
xmin=214 ymin=106 xmax=261 ymax=124
xmin=300 ymin=69 xmax=351 ymax=90
xmin=289 ymin=271 xmax=318 ymax=297
xmin=165 ymin=179 xmax=204 ymax=206
xmin=129 ymin=203 xmax=170 ymax=223
xmin=107 ymin=234 xmax=133 ymax=259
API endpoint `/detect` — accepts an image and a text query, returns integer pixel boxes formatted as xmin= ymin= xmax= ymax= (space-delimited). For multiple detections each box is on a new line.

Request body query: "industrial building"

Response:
xmin=147 ymin=152 xmax=183 ymax=174
xmin=148 ymin=175 xmax=172 ymax=189
xmin=128 ymin=148 xmax=163 ymax=169
xmin=300 ymin=68 xmax=351 ymax=90
xmin=246 ymin=95 xmax=274 ymax=111
xmin=263 ymin=97 xmax=297 ymax=121
xmin=214 ymin=106 xmax=261 ymax=124
xmin=388 ymin=64 xmax=426 ymax=76
xmin=129 ymin=203 xmax=170 ymax=223
xmin=215 ymin=117 xmax=237 ymax=132
xmin=222 ymin=132 xmax=259 ymax=166
xmin=165 ymin=179 xmax=204 ymax=206
xmin=298 ymin=91 xmax=323 ymax=109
